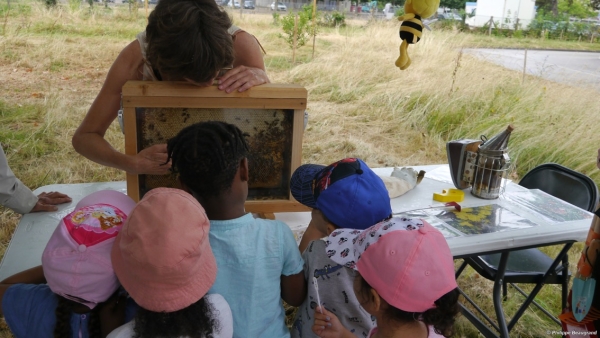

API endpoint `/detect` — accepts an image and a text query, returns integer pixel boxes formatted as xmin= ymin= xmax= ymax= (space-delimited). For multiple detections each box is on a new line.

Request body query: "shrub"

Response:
xmin=280 ymin=10 xmax=310 ymax=49
xmin=323 ymin=11 xmax=345 ymax=27
xmin=513 ymin=29 xmax=523 ymax=38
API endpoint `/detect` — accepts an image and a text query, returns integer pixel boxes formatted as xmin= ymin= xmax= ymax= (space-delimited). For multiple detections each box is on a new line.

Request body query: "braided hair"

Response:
xmin=54 ymin=297 xmax=102 ymax=338
xmin=167 ymin=121 xmax=249 ymax=200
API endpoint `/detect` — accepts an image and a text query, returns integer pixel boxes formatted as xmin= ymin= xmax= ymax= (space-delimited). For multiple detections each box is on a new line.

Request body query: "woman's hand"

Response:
xmin=132 ymin=144 xmax=171 ymax=175
xmin=217 ymin=65 xmax=269 ymax=93
xmin=312 ymin=306 xmax=355 ymax=338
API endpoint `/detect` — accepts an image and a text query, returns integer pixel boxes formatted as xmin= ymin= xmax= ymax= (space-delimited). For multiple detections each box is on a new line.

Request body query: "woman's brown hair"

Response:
xmin=146 ymin=0 xmax=235 ymax=83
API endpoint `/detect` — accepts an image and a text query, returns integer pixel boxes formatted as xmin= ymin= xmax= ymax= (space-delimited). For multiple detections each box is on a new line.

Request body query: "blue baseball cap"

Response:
xmin=290 ymin=158 xmax=392 ymax=230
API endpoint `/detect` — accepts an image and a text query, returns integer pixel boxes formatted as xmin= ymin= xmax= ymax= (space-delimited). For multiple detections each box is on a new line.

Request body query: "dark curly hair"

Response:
xmin=133 ymin=296 xmax=219 ymax=338
xmin=146 ymin=0 xmax=235 ymax=83
xmin=167 ymin=121 xmax=249 ymax=200
xmin=54 ymin=296 xmax=101 ymax=338
xmin=357 ymin=275 xmax=459 ymax=337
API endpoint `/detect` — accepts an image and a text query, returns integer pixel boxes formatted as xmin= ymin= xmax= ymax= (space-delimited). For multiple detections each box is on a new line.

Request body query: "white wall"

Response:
xmin=466 ymin=0 xmax=536 ymax=29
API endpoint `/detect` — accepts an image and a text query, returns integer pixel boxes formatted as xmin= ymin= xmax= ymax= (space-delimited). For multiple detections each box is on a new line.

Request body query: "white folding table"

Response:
xmin=0 ymin=165 xmax=592 ymax=338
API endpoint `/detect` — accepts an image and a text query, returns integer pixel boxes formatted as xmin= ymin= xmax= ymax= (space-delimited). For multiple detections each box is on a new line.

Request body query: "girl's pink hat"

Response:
xmin=42 ymin=190 xmax=136 ymax=309
xmin=75 ymin=189 xmax=136 ymax=215
xmin=325 ymin=217 xmax=458 ymax=312
xmin=111 ymin=188 xmax=217 ymax=313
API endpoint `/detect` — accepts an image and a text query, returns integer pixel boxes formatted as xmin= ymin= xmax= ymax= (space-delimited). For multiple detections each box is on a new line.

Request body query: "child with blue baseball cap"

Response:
xmin=289 ymin=158 xmax=392 ymax=338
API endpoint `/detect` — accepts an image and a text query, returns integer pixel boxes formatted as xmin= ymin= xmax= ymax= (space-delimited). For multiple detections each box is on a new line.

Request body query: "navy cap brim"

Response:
xmin=290 ymin=164 xmax=326 ymax=208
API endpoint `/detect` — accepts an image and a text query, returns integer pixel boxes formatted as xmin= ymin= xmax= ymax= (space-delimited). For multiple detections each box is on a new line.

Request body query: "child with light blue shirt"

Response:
xmin=166 ymin=121 xmax=307 ymax=337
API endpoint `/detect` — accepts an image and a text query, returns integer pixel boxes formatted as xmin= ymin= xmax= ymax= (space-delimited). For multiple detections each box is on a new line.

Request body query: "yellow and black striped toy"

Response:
xmin=396 ymin=0 xmax=440 ymax=70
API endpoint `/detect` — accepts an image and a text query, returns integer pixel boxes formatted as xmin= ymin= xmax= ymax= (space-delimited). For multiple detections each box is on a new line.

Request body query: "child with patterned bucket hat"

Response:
xmin=312 ymin=218 xmax=460 ymax=338
xmin=289 ymin=158 xmax=392 ymax=338
xmin=0 ymin=189 xmax=137 ymax=338
xmin=109 ymin=188 xmax=232 ymax=338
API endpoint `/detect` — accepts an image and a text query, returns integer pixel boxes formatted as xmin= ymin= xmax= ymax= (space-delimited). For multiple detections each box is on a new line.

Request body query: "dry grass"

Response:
xmin=1 ymin=2 xmax=599 ymax=337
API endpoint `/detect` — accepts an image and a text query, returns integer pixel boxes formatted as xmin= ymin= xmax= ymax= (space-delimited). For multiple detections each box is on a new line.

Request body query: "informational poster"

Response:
xmin=395 ymin=204 xmax=538 ymax=237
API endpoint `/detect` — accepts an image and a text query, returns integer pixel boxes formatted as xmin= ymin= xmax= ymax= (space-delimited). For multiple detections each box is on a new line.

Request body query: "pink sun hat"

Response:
xmin=325 ymin=217 xmax=457 ymax=312
xmin=111 ymin=188 xmax=217 ymax=313
xmin=76 ymin=189 xmax=136 ymax=215
xmin=42 ymin=190 xmax=136 ymax=309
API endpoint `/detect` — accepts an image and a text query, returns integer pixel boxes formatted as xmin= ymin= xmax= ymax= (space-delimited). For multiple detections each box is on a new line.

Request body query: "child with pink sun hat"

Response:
xmin=312 ymin=218 xmax=460 ymax=338
xmin=0 ymin=189 xmax=137 ymax=338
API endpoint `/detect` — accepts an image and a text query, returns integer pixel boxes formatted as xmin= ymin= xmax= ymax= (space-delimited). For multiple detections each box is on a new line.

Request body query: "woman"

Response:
xmin=72 ymin=0 xmax=269 ymax=175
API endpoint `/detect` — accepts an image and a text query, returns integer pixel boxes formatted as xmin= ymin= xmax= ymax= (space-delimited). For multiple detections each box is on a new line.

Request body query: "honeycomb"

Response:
xmin=136 ymin=107 xmax=294 ymax=200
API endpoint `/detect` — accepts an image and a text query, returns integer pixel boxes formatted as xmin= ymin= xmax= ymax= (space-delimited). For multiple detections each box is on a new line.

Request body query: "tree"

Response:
xmin=440 ymin=0 xmax=467 ymax=9
xmin=536 ymin=0 xmax=559 ymax=15
xmin=280 ymin=10 xmax=311 ymax=50
xmin=558 ymin=0 xmax=595 ymax=17
xmin=590 ymin=0 xmax=600 ymax=9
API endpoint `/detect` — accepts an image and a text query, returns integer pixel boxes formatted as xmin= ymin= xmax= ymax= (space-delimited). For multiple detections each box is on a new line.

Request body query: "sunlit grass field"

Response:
xmin=1 ymin=2 xmax=599 ymax=337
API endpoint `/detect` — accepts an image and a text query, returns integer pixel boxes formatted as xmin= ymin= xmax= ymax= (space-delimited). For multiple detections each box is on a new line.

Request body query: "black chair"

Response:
xmin=457 ymin=163 xmax=599 ymax=329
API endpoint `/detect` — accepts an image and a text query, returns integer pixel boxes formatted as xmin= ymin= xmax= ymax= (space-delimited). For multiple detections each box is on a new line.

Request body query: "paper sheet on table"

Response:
xmin=502 ymin=188 xmax=593 ymax=224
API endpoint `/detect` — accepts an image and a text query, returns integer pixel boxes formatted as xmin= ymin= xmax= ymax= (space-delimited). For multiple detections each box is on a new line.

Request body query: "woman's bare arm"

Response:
xmin=72 ymin=41 xmax=171 ymax=175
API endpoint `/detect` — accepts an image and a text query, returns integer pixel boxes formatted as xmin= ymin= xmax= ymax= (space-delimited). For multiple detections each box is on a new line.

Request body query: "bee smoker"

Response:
xmin=446 ymin=125 xmax=513 ymax=199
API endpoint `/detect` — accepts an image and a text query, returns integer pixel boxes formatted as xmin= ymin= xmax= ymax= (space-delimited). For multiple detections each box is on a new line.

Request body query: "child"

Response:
xmin=0 ymin=190 xmax=137 ymax=338
xmin=312 ymin=218 xmax=460 ymax=338
xmin=109 ymin=187 xmax=233 ymax=338
xmin=166 ymin=121 xmax=306 ymax=337
xmin=289 ymin=158 xmax=392 ymax=338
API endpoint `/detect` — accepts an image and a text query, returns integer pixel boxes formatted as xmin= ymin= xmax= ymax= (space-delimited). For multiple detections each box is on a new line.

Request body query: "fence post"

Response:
xmin=522 ymin=49 xmax=527 ymax=85
xmin=488 ymin=16 xmax=494 ymax=36
xmin=292 ymin=14 xmax=298 ymax=63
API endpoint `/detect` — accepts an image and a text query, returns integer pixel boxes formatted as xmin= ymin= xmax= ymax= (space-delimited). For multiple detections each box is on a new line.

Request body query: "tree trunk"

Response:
xmin=551 ymin=0 xmax=558 ymax=16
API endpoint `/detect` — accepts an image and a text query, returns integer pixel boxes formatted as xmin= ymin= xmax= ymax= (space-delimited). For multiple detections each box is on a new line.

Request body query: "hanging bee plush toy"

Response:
xmin=396 ymin=0 xmax=440 ymax=70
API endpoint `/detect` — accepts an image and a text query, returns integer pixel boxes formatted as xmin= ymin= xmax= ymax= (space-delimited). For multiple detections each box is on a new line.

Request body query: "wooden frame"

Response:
xmin=122 ymin=81 xmax=311 ymax=214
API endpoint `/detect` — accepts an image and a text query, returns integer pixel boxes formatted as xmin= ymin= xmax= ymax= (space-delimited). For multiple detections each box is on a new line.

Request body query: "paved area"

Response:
xmin=464 ymin=49 xmax=600 ymax=91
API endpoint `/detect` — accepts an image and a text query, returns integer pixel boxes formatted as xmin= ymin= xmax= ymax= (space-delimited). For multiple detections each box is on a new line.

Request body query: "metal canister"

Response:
xmin=471 ymin=149 xmax=510 ymax=199
xmin=470 ymin=125 xmax=514 ymax=199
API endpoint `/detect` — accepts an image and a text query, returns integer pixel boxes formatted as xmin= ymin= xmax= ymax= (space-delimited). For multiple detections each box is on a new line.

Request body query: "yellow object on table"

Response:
xmin=433 ymin=189 xmax=465 ymax=202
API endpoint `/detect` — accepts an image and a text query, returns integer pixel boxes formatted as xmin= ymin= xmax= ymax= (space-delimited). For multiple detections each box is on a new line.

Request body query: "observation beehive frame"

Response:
xmin=122 ymin=81 xmax=310 ymax=214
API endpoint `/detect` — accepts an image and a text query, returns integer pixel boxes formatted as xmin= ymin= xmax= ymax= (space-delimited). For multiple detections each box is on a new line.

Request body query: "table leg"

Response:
xmin=493 ymin=252 xmax=510 ymax=338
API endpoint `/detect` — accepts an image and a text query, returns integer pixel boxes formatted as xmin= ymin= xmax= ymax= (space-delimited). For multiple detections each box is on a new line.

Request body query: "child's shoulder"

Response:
xmin=302 ymin=238 xmax=328 ymax=256
xmin=252 ymin=216 xmax=292 ymax=231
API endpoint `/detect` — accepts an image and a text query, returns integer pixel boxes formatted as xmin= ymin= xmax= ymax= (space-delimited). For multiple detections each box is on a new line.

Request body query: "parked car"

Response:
xmin=244 ymin=0 xmax=254 ymax=9
xmin=270 ymin=2 xmax=286 ymax=11
xmin=228 ymin=0 xmax=240 ymax=8
xmin=438 ymin=12 xmax=462 ymax=21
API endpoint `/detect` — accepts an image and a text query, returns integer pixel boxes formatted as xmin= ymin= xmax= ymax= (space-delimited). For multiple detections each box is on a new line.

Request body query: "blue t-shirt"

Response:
xmin=208 ymin=213 xmax=304 ymax=338
xmin=2 ymin=284 xmax=138 ymax=338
